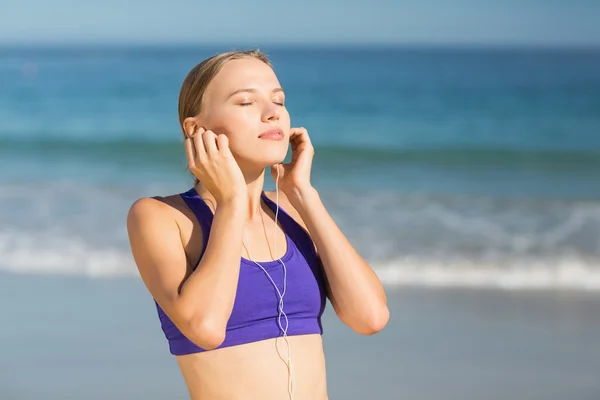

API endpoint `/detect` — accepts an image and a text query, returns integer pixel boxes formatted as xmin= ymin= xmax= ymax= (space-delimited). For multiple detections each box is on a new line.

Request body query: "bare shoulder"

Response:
xmin=127 ymin=193 xmax=195 ymax=229
xmin=126 ymin=192 xmax=205 ymax=303
xmin=126 ymin=193 xmax=203 ymax=267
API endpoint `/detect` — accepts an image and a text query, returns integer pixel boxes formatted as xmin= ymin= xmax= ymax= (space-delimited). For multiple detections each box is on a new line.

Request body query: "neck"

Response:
xmin=194 ymin=168 xmax=267 ymax=221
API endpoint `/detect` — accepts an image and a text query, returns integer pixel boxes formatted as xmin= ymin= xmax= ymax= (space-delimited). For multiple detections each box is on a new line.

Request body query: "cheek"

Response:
xmin=281 ymin=108 xmax=291 ymax=131
xmin=207 ymin=108 xmax=253 ymax=140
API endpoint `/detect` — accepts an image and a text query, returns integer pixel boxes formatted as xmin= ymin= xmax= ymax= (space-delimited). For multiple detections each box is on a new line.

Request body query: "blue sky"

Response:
xmin=1 ymin=0 xmax=599 ymax=47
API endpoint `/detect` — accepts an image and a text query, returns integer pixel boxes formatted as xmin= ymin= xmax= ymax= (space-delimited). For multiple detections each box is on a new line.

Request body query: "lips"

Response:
xmin=258 ymin=128 xmax=284 ymax=141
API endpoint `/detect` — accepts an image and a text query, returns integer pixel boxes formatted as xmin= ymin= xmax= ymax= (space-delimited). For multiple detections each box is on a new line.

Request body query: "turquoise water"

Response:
xmin=1 ymin=45 xmax=600 ymax=289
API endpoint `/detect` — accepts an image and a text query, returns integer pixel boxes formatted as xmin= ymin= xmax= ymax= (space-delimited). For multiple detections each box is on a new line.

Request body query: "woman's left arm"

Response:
xmin=272 ymin=127 xmax=389 ymax=335
xmin=287 ymin=188 xmax=389 ymax=335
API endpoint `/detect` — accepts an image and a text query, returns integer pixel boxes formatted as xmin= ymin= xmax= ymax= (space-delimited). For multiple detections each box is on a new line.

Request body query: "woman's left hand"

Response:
xmin=271 ymin=127 xmax=315 ymax=198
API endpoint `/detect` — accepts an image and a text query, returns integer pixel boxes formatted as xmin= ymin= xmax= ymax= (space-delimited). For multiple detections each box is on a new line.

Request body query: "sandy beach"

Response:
xmin=2 ymin=272 xmax=600 ymax=400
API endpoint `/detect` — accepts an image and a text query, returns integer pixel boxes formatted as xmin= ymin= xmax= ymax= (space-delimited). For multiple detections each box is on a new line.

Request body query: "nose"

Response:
xmin=262 ymin=100 xmax=280 ymax=122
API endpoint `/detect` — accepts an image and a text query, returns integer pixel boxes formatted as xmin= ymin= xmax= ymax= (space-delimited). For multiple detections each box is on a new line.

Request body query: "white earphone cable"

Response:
xmin=242 ymin=165 xmax=294 ymax=399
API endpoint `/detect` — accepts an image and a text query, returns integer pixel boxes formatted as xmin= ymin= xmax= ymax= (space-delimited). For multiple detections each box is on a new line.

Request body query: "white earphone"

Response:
xmin=243 ymin=166 xmax=294 ymax=399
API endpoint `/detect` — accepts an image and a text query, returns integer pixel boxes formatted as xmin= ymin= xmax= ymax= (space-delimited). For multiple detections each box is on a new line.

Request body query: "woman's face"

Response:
xmin=196 ymin=58 xmax=291 ymax=172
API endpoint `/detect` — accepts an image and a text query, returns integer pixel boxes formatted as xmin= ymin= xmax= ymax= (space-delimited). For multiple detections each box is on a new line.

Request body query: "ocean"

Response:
xmin=1 ymin=45 xmax=599 ymax=290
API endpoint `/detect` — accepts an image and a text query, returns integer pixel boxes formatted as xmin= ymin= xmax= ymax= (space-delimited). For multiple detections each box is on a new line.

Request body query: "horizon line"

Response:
xmin=1 ymin=40 xmax=599 ymax=52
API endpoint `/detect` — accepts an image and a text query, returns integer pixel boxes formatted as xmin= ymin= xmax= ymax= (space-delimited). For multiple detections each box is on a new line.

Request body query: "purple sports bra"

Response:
xmin=154 ymin=188 xmax=327 ymax=355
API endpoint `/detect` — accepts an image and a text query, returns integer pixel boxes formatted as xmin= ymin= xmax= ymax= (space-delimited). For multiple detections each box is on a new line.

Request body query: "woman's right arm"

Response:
xmin=127 ymin=195 xmax=247 ymax=350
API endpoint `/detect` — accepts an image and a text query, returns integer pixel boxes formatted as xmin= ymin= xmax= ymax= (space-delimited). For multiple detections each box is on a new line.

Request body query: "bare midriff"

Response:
xmin=176 ymin=334 xmax=328 ymax=400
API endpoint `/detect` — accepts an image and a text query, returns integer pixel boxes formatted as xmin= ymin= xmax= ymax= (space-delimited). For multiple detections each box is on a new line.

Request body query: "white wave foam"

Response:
xmin=2 ymin=230 xmax=600 ymax=291
xmin=0 ymin=230 xmax=136 ymax=278
xmin=374 ymin=258 xmax=600 ymax=291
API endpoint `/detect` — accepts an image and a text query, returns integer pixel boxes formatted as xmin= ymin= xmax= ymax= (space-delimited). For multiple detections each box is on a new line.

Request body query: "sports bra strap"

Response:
xmin=180 ymin=188 xmax=213 ymax=253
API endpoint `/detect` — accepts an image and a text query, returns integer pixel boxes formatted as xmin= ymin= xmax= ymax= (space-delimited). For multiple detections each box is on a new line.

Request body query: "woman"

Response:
xmin=126 ymin=50 xmax=389 ymax=400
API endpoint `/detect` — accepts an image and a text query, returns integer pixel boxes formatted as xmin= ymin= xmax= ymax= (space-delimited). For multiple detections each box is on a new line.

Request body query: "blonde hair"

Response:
xmin=177 ymin=50 xmax=273 ymax=184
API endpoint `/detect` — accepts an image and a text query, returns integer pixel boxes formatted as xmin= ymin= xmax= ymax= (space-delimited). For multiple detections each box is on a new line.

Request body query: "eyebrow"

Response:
xmin=226 ymin=87 xmax=285 ymax=99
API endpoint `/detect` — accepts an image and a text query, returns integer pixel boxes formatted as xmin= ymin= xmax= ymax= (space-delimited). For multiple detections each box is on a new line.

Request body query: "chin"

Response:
xmin=256 ymin=149 xmax=288 ymax=167
xmin=235 ymin=144 xmax=288 ymax=170
xmin=237 ymin=154 xmax=286 ymax=172
xmin=260 ymin=155 xmax=286 ymax=168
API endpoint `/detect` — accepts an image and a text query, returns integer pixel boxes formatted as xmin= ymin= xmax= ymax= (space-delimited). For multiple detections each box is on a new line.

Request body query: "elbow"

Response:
xmin=370 ymin=304 xmax=390 ymax=334
xmin=355 ymin=304 xmax=390 ymax=336
xmin=174 ymin=298 xmax=227 ymax=350
xmin=185 ymin=315 xmax=227 ymax=350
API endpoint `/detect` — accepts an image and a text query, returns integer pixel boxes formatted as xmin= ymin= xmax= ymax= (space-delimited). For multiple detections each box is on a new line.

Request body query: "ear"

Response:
xmin=183 ymin=117 xmax=202 ymax=139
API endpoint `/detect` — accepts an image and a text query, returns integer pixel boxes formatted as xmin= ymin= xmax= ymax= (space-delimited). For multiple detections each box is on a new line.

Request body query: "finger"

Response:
xmin=290 ymin=127 xmax=307 ymax=136
xmin=184 ymin=135 xmax=196 ymax=167
xmin=290 ymin=127 xmax=311 ymax=145
xmin=290 ymin=127 xmax=314 ymax=153
xmin=194 ymin=127 xmax=207 ymax=162
xmin=202 ymin=130 xmax=218 ymax=157
xmin=216 ymin=134 xmax=230 ymax=153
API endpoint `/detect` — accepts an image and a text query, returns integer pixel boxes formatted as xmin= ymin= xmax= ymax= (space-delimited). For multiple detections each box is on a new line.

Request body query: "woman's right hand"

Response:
xmin=185 ymin=128 xmax=247 ymax=204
